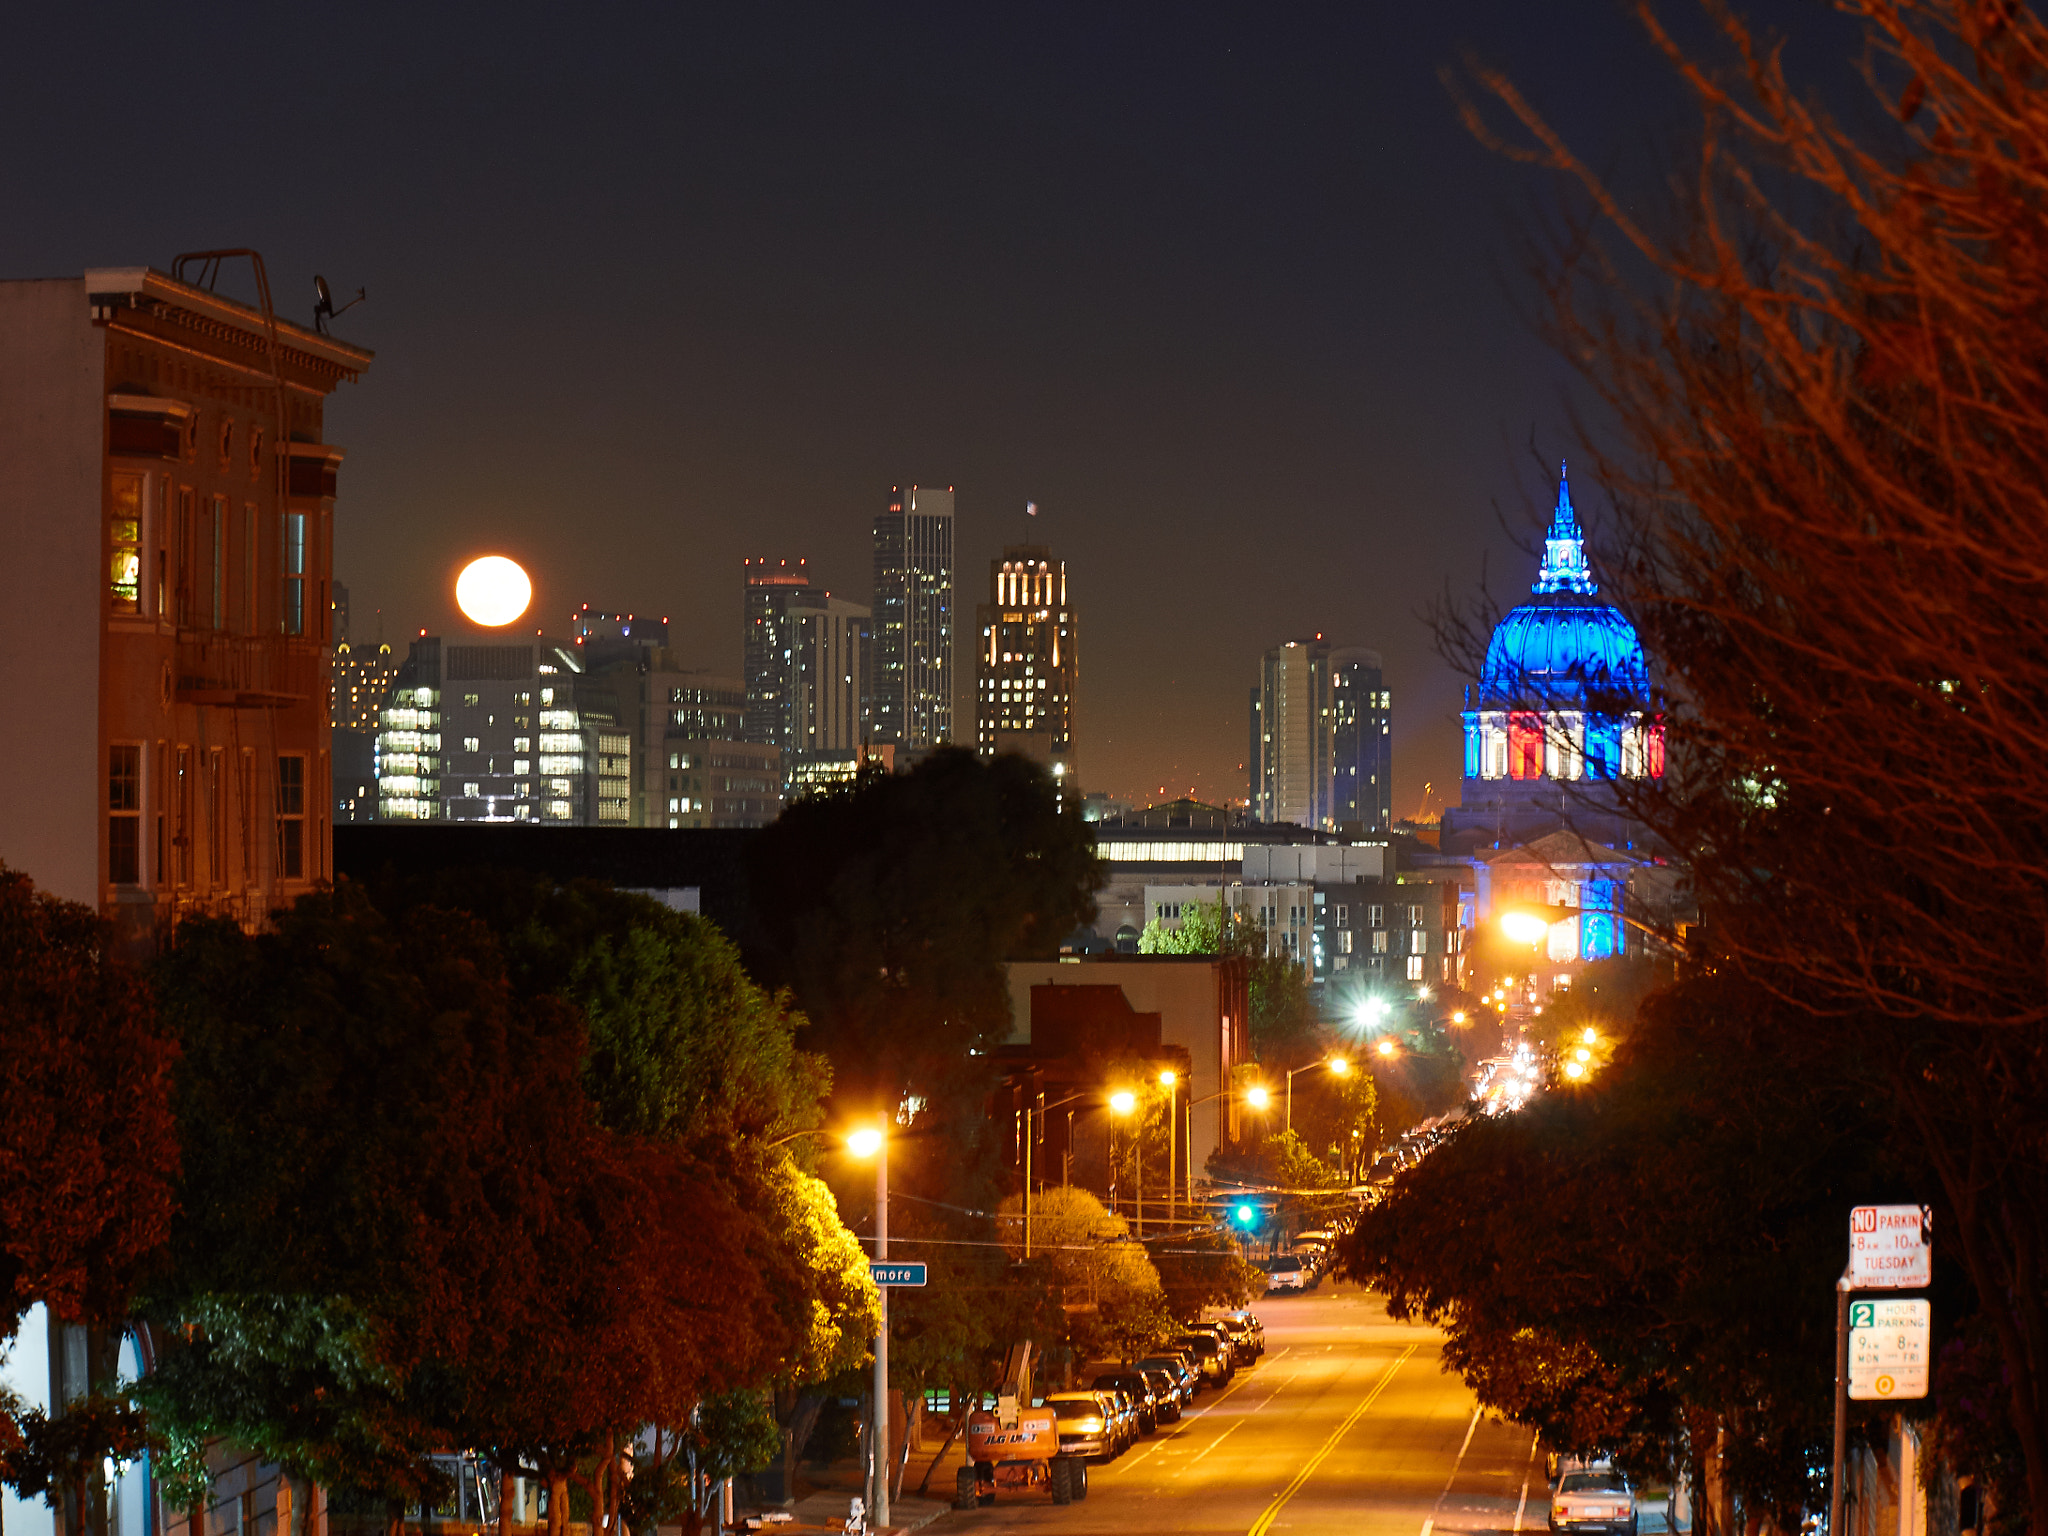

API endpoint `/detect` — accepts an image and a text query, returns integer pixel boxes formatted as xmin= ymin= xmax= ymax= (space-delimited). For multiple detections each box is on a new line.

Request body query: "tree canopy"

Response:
xmin=1444 ymin=0 xmax=2048 ymax=1520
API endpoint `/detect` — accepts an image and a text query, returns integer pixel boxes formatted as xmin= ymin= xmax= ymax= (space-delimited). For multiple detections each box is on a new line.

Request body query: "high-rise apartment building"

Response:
xmin=743 ymin=558 xmax=815 ymax=747
xmin=870 ymin=485 xmax=954 ymax=748
xmin=743 ymin=560 xmax=870 ymax=775
xmin=1330 ymin=648 xmax=1393 ymax=835
xmin=1250 ymin=639 xmax=1393 ymax=832
xmin=0 ymin=263 xmax=370 ymax=945
xmin=974 ymin=544 xmax=1076 ymax=783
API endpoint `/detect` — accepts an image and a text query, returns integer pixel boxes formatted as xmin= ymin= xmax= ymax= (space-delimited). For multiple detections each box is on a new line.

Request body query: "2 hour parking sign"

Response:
xmin=1849 ymin=1299 xmax=1930 ymax=1400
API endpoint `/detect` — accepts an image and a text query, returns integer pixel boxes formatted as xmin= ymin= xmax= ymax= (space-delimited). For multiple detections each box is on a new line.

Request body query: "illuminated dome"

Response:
xmin=1458 ymin=466 xmax=1663 ymax=789
xmin=1475 ymin=469 xmax=1648 ymax=708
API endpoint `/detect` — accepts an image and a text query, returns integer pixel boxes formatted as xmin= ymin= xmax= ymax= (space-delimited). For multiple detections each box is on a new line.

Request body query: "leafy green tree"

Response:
xmin=336 ymin=873 xmax=878 ymax=1514
xmin=0 ymin=867 xmax=178 ymax=1536
xmin=1137 ymin=898 xmax=1222 ymax=954
xmin=146 ymin=889 xmax=802 ymax=1526
xmin=0 ymin=866 xmax=177 ymax=1331
xmin=1152 ymin=1234 xmax=1263 ymax=1318
xmin=742 ymin=750 xmax=1102 ymax=1205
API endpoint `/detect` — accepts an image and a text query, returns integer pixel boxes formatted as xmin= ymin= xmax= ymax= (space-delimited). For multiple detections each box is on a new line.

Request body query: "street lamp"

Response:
xmin=1022 ymin=1090 xmax=1110 ymax=1258
xmin=1109 ymin=1090 xmax=1143 ymax=1234
xmin=1158 ymin=1070 xmax=1179 ymax=1228
xmin=1376 ymin=1038 xmax=1398 ymax=1059
xmin=1281 ymin=1056 xmax=1350 ymax=1135
xmin=845 ymin=1122 xmax=890 ymax=1528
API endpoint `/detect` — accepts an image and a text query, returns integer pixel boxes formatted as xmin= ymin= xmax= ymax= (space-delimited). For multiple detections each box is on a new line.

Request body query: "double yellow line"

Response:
xmin=1245 ymin=1344 xmax=1418 ymax=1536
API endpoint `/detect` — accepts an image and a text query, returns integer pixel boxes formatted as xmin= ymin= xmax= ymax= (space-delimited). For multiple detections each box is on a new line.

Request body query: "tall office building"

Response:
xmin=743 ymin=559 xmax=870 ymax=758
xmin=1250 ymin=638 xmax=1393 ymax=832
xmin=0 ymin=264 xmax=369 ymax=945
xmin=374 ymin=635 xmax=630 ymax=825
xmin=870 ymin=485 xmax=954 ymax=748
xmin=974 ymin=544 xmax=1076 ymax=784
xmin=742 ymin=559 xmax=815 ymax=746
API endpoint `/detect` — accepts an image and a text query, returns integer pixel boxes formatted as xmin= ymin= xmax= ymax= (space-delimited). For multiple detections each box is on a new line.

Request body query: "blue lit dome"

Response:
xmin=1474 ymin=468 xmax=1649 ymax=709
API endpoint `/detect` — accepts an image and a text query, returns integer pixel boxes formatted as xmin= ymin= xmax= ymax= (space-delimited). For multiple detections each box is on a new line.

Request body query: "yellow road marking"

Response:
xmin=1244 ymin=1344 xmax=1418 ymax=1536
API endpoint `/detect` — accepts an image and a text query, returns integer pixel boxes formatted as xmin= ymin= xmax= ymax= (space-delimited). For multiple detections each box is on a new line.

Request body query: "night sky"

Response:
xmin=2 ymin=3 xmax=1853 ymax=816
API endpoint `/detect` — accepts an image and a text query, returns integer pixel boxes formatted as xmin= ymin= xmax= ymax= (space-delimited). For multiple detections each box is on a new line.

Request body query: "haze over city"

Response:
xmin=0 ymin=2 xmax=1849 ymax=813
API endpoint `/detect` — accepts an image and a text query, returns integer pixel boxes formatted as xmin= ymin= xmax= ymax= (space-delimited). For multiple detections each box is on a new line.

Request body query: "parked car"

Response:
xmin=1137 ymin=1353 xmax=1199 ymax=1406
xmin=1265 ymin=1255 xmax=1308 ymax=1293
xmin=1046 ymin=1391 xmax=1116 ymax=1460
xmin=1548 ymin=1465 xmax=1637 ymax=1535
xmin=1174 ymin=1332 xmax=1233 ymax=1385
xmin=1219 ymin=1310 xmax=1265 ymax=1353
xmin=1217 ymin=1314 xmax=1263 ymax=1359
xmin=1102 ymin=1387 xmax=1138 ymax=1452
xmin=1092 ymin=1372 xmax=1160 ymax=1435
xmin=1189 ymin=1319 xmax=1253 ymax=1367
xmin=1140 ymin=1367 xmax=1184 ymax=1422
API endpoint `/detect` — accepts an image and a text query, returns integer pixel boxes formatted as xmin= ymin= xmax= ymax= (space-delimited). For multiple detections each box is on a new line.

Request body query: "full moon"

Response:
xmin=455 ymin=556 xmax=532 ymax=627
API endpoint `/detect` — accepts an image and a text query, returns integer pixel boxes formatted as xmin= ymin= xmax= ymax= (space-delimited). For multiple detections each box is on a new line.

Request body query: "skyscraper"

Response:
xmin=1250 ymin=638 xmax=1393 ymax=832
xmin=975 ymin=543 xmax=1076 ymax=783
xmin=1330 ymin=648 xmax=1392 ymax=835
xmin=870 ymin=485 xmax=954 ymax=748
xmin=742 ymin=559 xmax=815 ymax=748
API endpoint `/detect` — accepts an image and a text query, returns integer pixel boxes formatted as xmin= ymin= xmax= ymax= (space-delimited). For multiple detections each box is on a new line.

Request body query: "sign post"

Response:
xmin=1830 ymin=1206 xmax=1933 ymax=1535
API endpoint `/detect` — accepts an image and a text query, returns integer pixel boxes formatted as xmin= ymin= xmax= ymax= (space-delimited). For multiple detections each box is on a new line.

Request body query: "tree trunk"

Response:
xmin=547 ymin=1477 xmax=568 ymax=1536
xmin=497 ymin=1467 xmax=512 ymax=1536
xmin=780 ymin=1393 xmax=825 ymax=1499
xmin=914 ymin=1417 xmax=963 ymax=1497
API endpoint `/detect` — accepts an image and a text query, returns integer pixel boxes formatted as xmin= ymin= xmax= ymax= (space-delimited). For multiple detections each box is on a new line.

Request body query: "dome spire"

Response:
xmin=1535 ymin=460 xmax=1596 ymax=595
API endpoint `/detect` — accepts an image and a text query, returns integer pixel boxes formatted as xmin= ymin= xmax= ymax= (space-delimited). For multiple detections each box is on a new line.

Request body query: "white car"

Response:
xmin=1264 ymin=1256 xmax=1307 ymax=1292
xmin=1548 ymin=1465 xmax=1636 ymax=1535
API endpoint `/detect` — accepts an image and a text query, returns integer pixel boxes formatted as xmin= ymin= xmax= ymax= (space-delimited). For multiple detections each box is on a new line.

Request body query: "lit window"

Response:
xmin=462 ymin=737 xmax=480 ymax=752
xmin=280 ymin=511 xmax=306 ymax=636
xmin=109 ymin=473 xmax=142 ymax=613
xmin=1406 ymin=956 xmax=1425 ymax=981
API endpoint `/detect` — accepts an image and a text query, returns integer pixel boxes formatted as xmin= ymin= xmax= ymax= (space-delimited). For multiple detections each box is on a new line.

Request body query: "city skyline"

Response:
xmin=0 ymin=6 xmax=1827 ymax=816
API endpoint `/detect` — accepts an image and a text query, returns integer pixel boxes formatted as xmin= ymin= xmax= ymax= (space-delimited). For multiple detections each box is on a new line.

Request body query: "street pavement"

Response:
xmin=943 ymin=1280 xmax=1546 ymax=1536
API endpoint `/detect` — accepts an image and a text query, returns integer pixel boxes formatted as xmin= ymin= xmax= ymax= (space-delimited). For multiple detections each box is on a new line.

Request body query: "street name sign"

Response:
xmin=1848 ymin=1205 xmax=1932 ymax=1288
xmin=870 ymin=1262 xmax=927 ymax=1287
xmin=1848 ymin=1299 xmax=1930 ymax=1400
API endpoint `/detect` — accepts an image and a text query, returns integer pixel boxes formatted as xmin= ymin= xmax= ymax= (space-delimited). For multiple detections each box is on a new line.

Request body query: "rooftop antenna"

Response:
xmin=313 ymin=274 xmax=366 ymax=335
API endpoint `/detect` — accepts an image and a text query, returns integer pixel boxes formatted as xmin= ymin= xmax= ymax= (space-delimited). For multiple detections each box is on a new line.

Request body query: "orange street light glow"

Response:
xmin=1500 ymin=910 xmax=1549 ymax=945
xmin=1327 ymin=1057 xmax=1350 ymax=1075
xmin=1158 ymin=1069 xmax=1177 ymax=1087
xmin=845 ymin=1126 xmax=884 ymax=1158
xmin=456 ymin=555 xmax=532 ymax=627
xmin=1376 ymin=1039 xmax=1397 ymax=1058
xmin=1110 ymin=1090 xmax=1137 ymax=1115
xmin=1245 ymin=1085 xmax=1270 ymax=1109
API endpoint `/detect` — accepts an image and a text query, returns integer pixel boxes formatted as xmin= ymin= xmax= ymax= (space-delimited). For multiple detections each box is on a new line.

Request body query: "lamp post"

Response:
xmin=1158 ymin=1070 xmax=1178 ymax=1228
xmin=1282 ymin=1056 xmax=1350 ymax=1135
xmin=846 ymin=1123 xmax=889 ymax=1529
xmin=1025 ymin=1090 xmax=1102 ymax=1257
xmin=1109 ymin=1090 xmax=1138 ymax=1232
